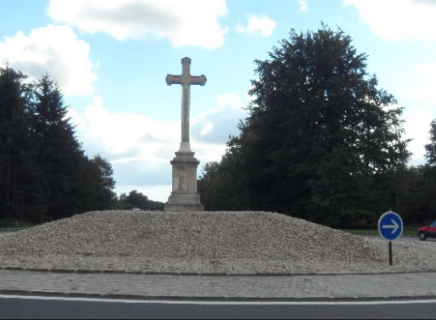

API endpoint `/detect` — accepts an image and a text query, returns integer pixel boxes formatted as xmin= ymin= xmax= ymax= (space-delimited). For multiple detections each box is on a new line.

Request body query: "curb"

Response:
xmin=2 ymin=267 xmax=436 ymax=277
xmin=2 ymin=290 xmax=436 ymax=301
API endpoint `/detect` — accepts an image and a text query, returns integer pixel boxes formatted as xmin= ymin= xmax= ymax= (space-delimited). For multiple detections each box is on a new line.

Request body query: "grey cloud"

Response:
xmin=81 ymin=144 xmax=113 ymax=161
xmin=9 ymin=63 xmax=47 ymax=80
xmin=49 ymin=0 xmax=227 ymax=48
xmin=192 ymin=108 xmax=246 ymax=145
xmin=140 ymin=133 xmax=170 ymax=144
xmin=80 ymin=139 xmax=138 ymax=164
xmin=113 ymin=159 xmax=171 ymax=186
xmin=79 ymin=2 xmax=183 ymax=33
xmin=413 ymin=0 xmax=436 ymax=5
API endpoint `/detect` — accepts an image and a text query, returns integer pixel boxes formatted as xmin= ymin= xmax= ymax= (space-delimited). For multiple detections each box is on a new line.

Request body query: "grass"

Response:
xmin=342 ymin=228 xmax=418 ymax=237
xmin=0 ymin=220 xmax=35 ymax=230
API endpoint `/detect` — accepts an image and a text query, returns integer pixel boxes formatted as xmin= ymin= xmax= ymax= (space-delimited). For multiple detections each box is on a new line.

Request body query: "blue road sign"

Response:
xmin=378 ymin=212 xmax=403 ymax=242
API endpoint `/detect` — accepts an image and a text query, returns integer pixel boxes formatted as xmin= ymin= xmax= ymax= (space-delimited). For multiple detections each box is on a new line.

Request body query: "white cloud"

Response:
xmin=69 ymin=95 xmax=180 ymax=156
xmin=201 ymin=123 xmax=214 ymax=136
xmin=69 ymin=93 xmax=248 ymax=200
xmin=192 ymin=93 xmax=247 ymax=144
xmin=0 ymin=25 xmax=97 ymax=96
xmin=343 ymin=0 xmax=436 ymax=41
xmin=342 ymin=0 xmax=436 ymax=164
xmin=48 ymin=0 xmax=228 ymax=49
xmin=406 ymin=61 xmax=436 ymax=105
xmin=299 ymin=0 xmax=309 ymax=12
xmin=116 ymin=185 xmax=171 ymax=202
xmin=216 ymin=93 xmax=246 ymax=111
xmin=400 ymin=60 xmax=436 ymax=165
xmin=404 ymin=108 xmax=436 ymax=165
xmin=68 ymin=95 xmax=179 ymax=200
xmin=236 ymin=15 xmax=277 ymax=37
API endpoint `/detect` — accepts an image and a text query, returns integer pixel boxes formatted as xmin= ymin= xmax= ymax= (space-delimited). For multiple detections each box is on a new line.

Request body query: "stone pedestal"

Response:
xmin=165 ymin=58 xmax=206 ymax=212
xmin=164 ymin=152 xmax=204 ymax=212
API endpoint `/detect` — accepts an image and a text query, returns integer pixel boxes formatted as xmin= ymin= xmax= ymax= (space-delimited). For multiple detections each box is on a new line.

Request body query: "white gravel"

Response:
xmin=0 ymin=211 xmax=433 ymax=275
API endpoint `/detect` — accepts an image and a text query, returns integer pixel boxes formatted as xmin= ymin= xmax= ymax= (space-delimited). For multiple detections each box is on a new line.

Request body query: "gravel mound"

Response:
xmin=0 ymin=211 xmax=433 ymax=275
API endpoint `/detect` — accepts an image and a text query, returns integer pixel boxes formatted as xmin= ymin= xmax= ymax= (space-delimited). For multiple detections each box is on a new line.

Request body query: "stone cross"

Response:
xmin=166 ymin=57 xmax=207 ymax=153
xmin=164 ymin=57 xmax=206 ymax=212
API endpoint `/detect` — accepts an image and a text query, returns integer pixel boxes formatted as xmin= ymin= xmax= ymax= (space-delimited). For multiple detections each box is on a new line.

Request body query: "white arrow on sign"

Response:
xmin=382 ymin=219 xmax=400 ymax=234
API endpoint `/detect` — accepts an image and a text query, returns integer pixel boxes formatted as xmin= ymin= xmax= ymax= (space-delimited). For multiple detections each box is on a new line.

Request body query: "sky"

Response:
xmin=1 ymin=0 xmax=435 ymax=202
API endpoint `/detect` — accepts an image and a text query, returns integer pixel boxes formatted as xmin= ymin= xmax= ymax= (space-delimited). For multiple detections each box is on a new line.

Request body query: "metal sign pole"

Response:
xmin=389 ymin=242 xmax=393 ymax=266
xmin=378 ymin=212 xmax=402 ymax=267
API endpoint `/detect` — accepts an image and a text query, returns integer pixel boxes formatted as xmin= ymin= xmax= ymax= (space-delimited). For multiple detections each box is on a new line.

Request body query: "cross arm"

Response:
xmin=190 ymin=75 xmax=207 ymax=86
xmin=166 ymin=74 xmax=182 ymax=86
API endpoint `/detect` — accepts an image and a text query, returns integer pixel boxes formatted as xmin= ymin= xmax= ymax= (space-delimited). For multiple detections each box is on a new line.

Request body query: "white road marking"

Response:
xmin=1 ymin=295 xmax=436 ymax=306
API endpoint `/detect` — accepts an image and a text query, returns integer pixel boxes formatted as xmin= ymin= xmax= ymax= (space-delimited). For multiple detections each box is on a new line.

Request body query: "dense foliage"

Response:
xmin=115 ymin=190 xmax=164 ymax=211
xmin=425 ymin=120 xmax=436 ymax=166
xmin=199 ymin=26 xmax=436 ymax=229
xmin=0 ymin=67 xmax=117 ymax=225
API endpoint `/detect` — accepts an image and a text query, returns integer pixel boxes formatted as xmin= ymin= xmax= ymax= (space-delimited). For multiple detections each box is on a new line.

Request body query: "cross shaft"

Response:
xmin=166 ymin=57 xmax=207 ymax=153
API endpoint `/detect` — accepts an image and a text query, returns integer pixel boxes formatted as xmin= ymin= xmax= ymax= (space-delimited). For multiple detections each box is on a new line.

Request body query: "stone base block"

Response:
xmin=165 ymin=150 xmax=205 ymax=212
xmin=164 ymin=203 xmax=205 ymax=212
xmin=165 ymin=191 xmax=204 ymax=212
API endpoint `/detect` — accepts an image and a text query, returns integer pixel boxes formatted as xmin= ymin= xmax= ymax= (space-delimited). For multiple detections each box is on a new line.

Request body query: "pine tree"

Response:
xmin=0 ymin=69 xmax=118 ymax=223
xmin=33 ymin=75 xmax=86 ymax=220
xmin=425 ymin=120 xmax=436 ymax=165
xmin=0 ymin=67 xmax=47 ymax=223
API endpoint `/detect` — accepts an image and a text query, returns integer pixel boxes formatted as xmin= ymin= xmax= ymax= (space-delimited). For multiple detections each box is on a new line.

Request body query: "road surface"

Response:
xmin=1 ymin=295 xmax=436 ymax=319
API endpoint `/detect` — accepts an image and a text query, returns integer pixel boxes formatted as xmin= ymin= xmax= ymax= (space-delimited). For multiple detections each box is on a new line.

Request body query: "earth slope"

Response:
xmin=0 ymin=211 xmax=430 ymax=275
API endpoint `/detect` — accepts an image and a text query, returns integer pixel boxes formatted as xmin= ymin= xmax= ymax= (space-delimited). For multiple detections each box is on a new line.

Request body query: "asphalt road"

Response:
xmin=1 ymin=296 xmax=436 ymax=319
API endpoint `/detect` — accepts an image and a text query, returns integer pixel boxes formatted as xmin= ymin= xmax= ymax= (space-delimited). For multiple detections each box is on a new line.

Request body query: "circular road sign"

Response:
xmin=378 ymin=212 xmax=403 ymax=242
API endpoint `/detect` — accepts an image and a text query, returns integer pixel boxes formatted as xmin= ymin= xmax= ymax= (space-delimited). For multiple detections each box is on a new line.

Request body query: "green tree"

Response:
xmin=33 ymin=75 xmax=86 ymax=220
xmin=408 ymin=120 xmax=436 ymax=225
xmin=200 ymin=25 xmax=410 ymax=228
xmin=425 ymin=119 xmax=436 ymax=165
xmin=0 ymin=69 xmax=118 ymax=223
xmin=117 ymin=190 xmax=149 ymax=210
xmin=81 ymin=155 xmax=117 ymax=212
xmin=0 ymin=67 xmax=47 ymax=223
